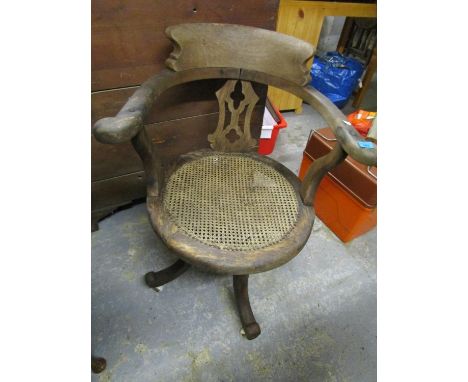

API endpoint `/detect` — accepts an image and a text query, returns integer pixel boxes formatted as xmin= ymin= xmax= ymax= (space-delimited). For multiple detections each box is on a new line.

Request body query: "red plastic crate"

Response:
xmin=258 ymin=100 xmax=287 ymax=155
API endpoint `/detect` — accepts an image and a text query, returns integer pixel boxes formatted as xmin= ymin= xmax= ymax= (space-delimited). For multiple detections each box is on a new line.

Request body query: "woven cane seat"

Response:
xmin=148 ymin=151 xmax=315 ymax=275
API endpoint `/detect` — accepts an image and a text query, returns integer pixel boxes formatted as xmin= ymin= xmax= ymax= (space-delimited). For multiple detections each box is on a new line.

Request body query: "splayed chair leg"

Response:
xmin=233 ymin=275 xmax=261 ymax=340
xmin=91 ymin=356 xmax=106 ymax=374
xmin=144 ymin=259 xmax=190 ymax=288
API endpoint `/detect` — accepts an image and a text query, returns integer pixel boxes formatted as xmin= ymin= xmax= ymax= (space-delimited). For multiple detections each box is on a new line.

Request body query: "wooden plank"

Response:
xmin=271 ymin=3 xmax=291 ymax=109
xmin=269 ymin=1 xmax=324 ymax=110
xmin=91 ymin=79 xmax=230 ymax=125
xmin=287 ymin=1 xmax=376 ymax=17
xmin=337 ymin=17 xmax=355 ymax=53
xmin=92 ymin=0 xmax=279 ymax=91
xmin=92 ymin=171 xmax=146 ymax=210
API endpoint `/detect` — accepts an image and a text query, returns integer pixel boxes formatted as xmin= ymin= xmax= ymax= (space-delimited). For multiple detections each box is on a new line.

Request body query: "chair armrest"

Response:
xmin=299 ymin=85 xmax=377 ymax=167
xmin=92 ymin=67 xmax=242 ymax=144
xmin=92 ymin=70 xmax=177 ymax=144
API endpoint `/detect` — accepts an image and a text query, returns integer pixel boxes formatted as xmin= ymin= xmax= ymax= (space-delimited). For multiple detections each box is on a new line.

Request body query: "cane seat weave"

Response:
xmin=162 ymin=152 xmax=299 ymax=251
xmin=149 ymin=151 xmax=314 ymax=275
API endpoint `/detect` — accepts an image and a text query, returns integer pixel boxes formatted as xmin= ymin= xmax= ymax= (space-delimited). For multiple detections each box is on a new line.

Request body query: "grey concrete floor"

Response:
xmin=92 ymin=104 xmax=377 ymax=382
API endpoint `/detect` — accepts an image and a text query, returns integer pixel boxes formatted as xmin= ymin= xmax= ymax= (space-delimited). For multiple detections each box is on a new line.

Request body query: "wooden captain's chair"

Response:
xmin=93 ymin=23 xmax=377 ymax=340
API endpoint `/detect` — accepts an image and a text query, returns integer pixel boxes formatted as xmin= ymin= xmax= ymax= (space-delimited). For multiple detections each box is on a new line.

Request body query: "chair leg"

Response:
xmin=233 ymin=275 xmax=261 ymax=340
xmin=91 ymin=356 xmax=106 ymax=374
xmin=144 ymin=259 xmax=190 ymax=288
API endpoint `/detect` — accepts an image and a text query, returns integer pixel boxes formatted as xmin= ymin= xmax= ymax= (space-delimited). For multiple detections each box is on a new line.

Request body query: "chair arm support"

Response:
xmin=297 ymin=86 xmax=377 ymax=167
xmin=300 ymin=143 xmax=347 ymax=206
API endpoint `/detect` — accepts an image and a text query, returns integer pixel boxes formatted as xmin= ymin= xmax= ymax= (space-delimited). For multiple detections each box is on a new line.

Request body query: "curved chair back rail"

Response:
xmin=92 ymin=69 xmax=376 ymax=161
xmin=165 ymin=23 xmax=314 ymax=87
xmin=92 ymin=23 xmax=377 ymax=207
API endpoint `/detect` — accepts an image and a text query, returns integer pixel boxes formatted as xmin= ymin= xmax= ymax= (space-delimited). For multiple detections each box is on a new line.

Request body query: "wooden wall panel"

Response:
xmin=92 ymin=79 xmax=228 ymax=126
xmin=92 ymin=0 xmax=279 ymax=91
xmin=92 ymin=172 xmax=146 ymax=212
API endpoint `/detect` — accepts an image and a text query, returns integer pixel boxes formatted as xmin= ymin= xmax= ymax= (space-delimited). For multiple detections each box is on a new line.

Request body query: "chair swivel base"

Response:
xmin=143 ymin=260 xmax=261 ymax=339
xmin=144 ymin=259 xmax=190 ymax=288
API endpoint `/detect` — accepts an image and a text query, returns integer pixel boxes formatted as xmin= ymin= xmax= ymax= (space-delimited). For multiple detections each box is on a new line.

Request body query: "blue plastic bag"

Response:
xmin=310 ymin=52 xmax=364 ymax=108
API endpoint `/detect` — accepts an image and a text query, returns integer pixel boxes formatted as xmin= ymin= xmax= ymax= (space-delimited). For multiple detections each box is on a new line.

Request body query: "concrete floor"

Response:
xmin=92 ymin=104 xmax=377 ymax=382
